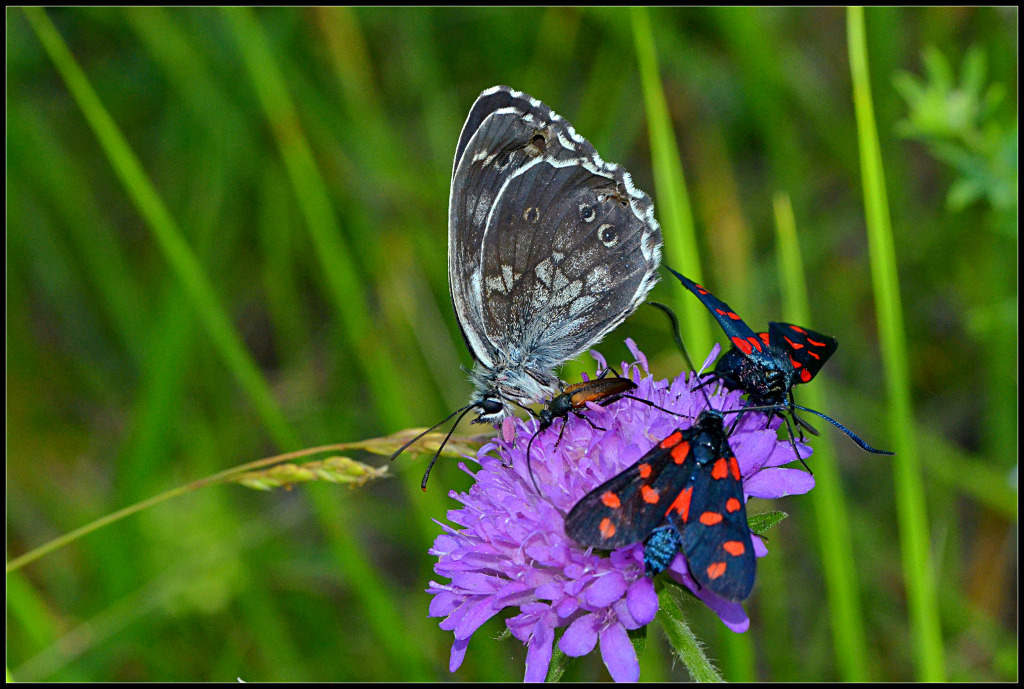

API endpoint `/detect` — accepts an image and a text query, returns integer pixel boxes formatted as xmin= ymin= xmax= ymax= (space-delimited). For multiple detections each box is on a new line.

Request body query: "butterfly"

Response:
xmin=565 ymin=409 xmax=757 ymax=601
xmin=666 ymin=266 xmax=893 ymax=458
xmin=393 ymin=86 xmax=663 ymax=488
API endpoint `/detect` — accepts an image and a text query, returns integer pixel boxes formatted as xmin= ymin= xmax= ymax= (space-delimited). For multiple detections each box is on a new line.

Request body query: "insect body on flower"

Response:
xmin=392 ymin=85 xmax=663 ymax=489
xmin=565 ymin=409 xmax=757 ymax=602
xmin=666 ymin=266 xmax=893 ymax=459
xmin=526 ymin=368 xmax=690 ymax=495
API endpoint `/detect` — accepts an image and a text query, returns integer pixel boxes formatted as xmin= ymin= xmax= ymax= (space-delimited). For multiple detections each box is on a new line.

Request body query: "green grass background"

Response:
xmin=7 ymin=7 xmax=1017 ymax=681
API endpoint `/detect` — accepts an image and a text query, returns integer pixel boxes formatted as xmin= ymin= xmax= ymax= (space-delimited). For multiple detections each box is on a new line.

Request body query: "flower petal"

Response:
xmin=626 ymin=576 xmax=658 ymax=626
xmin=559 ymin=613 xmax=600 ymax=657
xmin=523 ymin=618 xmax=555 ymax=683
xmin=428 ymin=590 xmax=460 ymax=617
xmin=752 ymin=534 xmax=768 ymax=557
xmin=744 ymin=467 xmax=816 ymax=498
xmin=449 ymin=636 xmax=470 ymax=672
xmin=625 ymin=338 xmax=649 ymax=373
xmin=584 ymin=571 xmax=627 ymax=608
xmin=698 ymin=592 xmax=750 ymax=633
xmin=701 ymin=343 xmax=723 ymax=371
xmin=454 ymin=596 xmax=501 ymax=640
xmin=598 ymin=621 xmax=640 ymax=683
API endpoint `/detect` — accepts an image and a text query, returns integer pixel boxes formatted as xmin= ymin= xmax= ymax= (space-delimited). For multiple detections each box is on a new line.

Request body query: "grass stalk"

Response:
xmin=773 ymin=192 xmax=871 ymax=680
xmin=847 ymin=7 xmax=945 ymax=681
xmin=631 ymin=7 xmax=712 ymax=359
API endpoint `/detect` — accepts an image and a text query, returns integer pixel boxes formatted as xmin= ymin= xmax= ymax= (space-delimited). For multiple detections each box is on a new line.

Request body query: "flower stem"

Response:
xmin=6 ymin=443 xmax=369 ymax=573
xmin=656 ymin=585 xmax=724 ymax=682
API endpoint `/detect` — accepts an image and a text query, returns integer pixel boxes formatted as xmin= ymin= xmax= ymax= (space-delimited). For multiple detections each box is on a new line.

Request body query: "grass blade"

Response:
xmin=631 ymin=7 xmax=712 ymax=359
xmin=847 ymin=7 xmax=945 ymax=681
xmin=773 ymin=192 xmax=871 ymax=680
xmin=22 ymin=6 xmax=300 ymax=450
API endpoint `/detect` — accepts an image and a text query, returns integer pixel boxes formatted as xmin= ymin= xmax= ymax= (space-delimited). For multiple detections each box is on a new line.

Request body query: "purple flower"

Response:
xmin=427 ymin=340 xmax=815 ymax=681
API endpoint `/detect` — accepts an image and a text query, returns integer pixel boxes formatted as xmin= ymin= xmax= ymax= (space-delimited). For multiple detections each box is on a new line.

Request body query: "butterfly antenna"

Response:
xmin=420 ymin=404 xmax=481 ymax=490
xmin=647 ymin=301 xmax=696 ymax=372
xmin=389 ymin=403 xmax=478 ymax=463
xmin=790 ymin=404 xmax=895 ymax=455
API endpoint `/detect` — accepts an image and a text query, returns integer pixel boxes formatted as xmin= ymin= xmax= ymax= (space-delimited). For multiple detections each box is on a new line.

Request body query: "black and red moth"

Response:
xmin=667 ymin=267 xmax=892 ymax=456
xmin=564 ymin=410 xmax=756 ymax=602
xmin=668 ymin=266 xmax=836 ymax=413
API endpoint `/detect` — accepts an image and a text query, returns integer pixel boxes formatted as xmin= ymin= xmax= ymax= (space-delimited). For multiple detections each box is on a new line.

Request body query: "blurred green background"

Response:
xmin=6 ymin=7 xmax=1016 ymax=682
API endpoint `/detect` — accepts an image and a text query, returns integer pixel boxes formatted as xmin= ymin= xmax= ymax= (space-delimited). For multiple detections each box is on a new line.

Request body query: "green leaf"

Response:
xmin=748 ymin=510 xmax=788 ymax=535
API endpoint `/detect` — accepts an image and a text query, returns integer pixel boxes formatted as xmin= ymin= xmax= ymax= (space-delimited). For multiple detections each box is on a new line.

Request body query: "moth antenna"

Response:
xmin=790 ymin=404 xmax=895 ymax=455
xmin=647 ymin=300 xmax=696 ymax=372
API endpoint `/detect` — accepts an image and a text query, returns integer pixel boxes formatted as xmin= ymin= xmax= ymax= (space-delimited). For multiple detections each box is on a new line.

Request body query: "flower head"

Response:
xmin=428 ymin=340 xmax=815 ymax=681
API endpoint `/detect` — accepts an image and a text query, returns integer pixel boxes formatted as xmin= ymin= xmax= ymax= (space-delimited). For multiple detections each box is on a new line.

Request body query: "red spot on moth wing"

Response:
xmin=728 ymin=457 xmax=741 ymax=481
xmin=800 ymin=369 xmax=812 ymax=382
xmin=733 ymin=337 xmax=753 ymax=354
xmin=660 ymin=431 xmax=683 ymax=448
xmin=789 ymin=354 xmax=803 ymax=368
xmin=784 ymin=336 xmax=804 ymax=350
xmin=722 ymin=540 xmax=746 ymax=556
xmin=748 ymin=336 xmax=762 ymax=352
xmin=807 ymin=336 xmax=827 ymax=347
xmin=641 ymin=485 xmax=660 ymax=504
xmin=599 ymin=518 xmax=616 ymax=539
xmin=808 ymin=351 xmax=821 ymax=360
xmin=671 ymin=440 xmax=690 ymax=464
xmin=726 ymin=497 xmax=742 ymax=513
xmin=638 ymin=463 xmax=652 ymax=479
xmin=789 ymin=325 xmax=806 ymax=333
xmin=706 ymin=562 xmax=727 ymax=579
xmin=711 ymin=458 xmax=729 ymax=480
xmin=601 ymin=491 xmax=621 ymax=509
xmin=700 ymin=511 xmax=723 ymax=525
xmin=696 ymin=284 xmax=709 ymax=294
xmin=759 ymin=333 xmax=770 ymax=344
xmin=668 ymin=486 xmax=693 ymax=522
